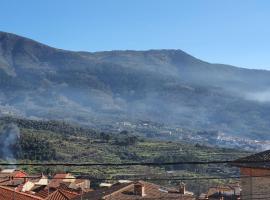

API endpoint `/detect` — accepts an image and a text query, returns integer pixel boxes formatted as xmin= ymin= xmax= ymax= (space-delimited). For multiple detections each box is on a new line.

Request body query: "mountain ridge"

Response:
xmin=1 ymin=30 xmax=268 ymax=72
xmin=1 ymin=31 xmax=270 ymax=140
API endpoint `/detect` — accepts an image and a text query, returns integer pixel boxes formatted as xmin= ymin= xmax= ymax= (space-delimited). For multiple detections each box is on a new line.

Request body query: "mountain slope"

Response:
xmin=0 ymin=31 xmax=270 ymax=139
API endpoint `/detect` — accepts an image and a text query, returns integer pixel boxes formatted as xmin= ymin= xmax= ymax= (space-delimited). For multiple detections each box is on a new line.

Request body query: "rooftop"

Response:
xmin=73 ymin=181 xmax=195 ymax=200
xmin=47 ymin=173 xmax=74 ymax=189
xmin=0 ymin=186 xmax=43 ymax=200
xmin=232 ymin=149 xmax=270 ymax=169
xmin=35 ymin=182 xmax=81 ymax=199
xmin=46 ymin=189 xmax=79 ymax=200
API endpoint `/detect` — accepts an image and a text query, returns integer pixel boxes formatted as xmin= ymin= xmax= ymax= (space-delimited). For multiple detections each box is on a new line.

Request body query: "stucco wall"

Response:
xmin=240 ymin=167 xmax=270 ymax=200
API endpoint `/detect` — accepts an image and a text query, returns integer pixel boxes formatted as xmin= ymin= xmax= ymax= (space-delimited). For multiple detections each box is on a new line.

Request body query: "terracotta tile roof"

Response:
xmin=232 ymin=150 xmax=270 ymax=169
xmin=72 ymin=182 xmax=129 ymax=200
xmin=59 ymin=190 xmax=80 ymax=199
xmin=35 ymin=188 xmax=55 ymax=199
xmin=0 ymin=170 xmax=28 ymax=187
xmin=35 ymin=185 xmax=81 ymax=199
xmin=47 ymin=174 xmax=73 ymax=189
xmin=45 ymin=189 xmax=79 ymax=200
xmin=0 ymin=178 xmax=25 ymax=187
xmin=58 ymin=183 xmax=82 ymax=193
xmin=0 ymin=186 xmax=43 ymax=200
xmin=73 ymin=181 xmax=195 ymax=200
xmin=0 ymin=178 xmax=10 ymax=183
xmin=52 ymin=174 xmax=69 ymax=179
xmin=0 ymin=169 xmax=27 ymax=178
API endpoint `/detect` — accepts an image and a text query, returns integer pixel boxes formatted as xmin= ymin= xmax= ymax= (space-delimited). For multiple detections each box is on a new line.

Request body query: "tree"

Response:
xmin=100 ymin=132 xmax=111 ymax=143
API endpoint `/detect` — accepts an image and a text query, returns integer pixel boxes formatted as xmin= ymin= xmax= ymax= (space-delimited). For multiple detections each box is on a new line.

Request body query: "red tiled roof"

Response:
xmin=46 ymin=190 xmax=79 ymax=200
xmin=47 ymin=174 xmax=71 ymax=189
xmin=53 ymin=174 xmax=69 ymax=179
xmin=59 ymin=190 xmax=80 ymax=199
xmin=0 ymin=170 xmax=28 ymax=178
xmin=0 ymin=178 xmax=10 ymax=183
xmin=73 ymin=181 xmax=195 ymax=200
xmin=72 ymin=183 xmax=131 ymax=200
xmin=0 ymin=170 xmax=28 ymax=188
xmin=0 ymin=178 xmax=25 ymax=187
xmin=0 ymin=186 xmax=43 ymax=200
xmin=35 ymin=186 xmax=80 ymax=199
xmin=58 ymin=183 xmax=82 ymax=194
xmin=35 ymin=188 xmax=57 ymax=198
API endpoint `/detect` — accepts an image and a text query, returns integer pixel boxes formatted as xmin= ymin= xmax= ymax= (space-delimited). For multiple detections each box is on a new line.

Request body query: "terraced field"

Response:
xmin=0 ymin=117 xmax=250 ymax=193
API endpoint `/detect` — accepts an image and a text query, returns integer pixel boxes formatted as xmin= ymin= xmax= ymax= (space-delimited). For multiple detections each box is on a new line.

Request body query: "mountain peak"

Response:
xmin=0 ymin=31 xmax=37 ymax=46
xmin=0 ymin=31 xmax=60 ymax=75
xmin=0 ymin=31 xmax=56 ymax=50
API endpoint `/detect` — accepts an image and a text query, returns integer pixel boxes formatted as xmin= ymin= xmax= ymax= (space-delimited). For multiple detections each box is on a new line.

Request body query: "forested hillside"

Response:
xmin=0 ymin=117 xmax=248 ymax=173
xmin=0 ymin=117 xmax=250 ymax=193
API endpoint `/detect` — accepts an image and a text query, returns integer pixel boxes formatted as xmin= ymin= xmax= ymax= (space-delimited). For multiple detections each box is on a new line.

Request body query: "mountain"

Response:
xmin=1 ymin=31 xmax=270 ymax=139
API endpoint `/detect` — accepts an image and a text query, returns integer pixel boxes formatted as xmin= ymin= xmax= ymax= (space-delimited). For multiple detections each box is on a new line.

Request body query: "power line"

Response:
xmin=4 ymin=173 xmax=270 ymax=181
xmin=0 ymin=159 xmax=268 ymax=166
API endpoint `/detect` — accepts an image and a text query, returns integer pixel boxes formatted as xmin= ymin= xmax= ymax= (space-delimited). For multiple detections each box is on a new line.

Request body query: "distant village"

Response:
xmin=1 ymin=149 xmax=269 ymax=200
xmin=103 ymin=120 xmax=270 ymax=151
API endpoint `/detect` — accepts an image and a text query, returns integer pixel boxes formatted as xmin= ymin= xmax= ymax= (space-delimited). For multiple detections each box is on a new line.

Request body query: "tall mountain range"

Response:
xmin=0 ymin=31 xmax=270 ymax=139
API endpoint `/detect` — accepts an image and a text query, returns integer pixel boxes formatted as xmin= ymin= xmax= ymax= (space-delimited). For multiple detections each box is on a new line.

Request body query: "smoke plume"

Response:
xmin=245 ymin=90 xmax=270 ymax=103
xmin=0 ymin=123 xmax=20 ymax=164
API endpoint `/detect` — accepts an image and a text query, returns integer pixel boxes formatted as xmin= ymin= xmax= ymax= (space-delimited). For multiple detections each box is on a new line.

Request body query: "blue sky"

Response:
xmin=1 ymin=0 xmax=270 ymax=70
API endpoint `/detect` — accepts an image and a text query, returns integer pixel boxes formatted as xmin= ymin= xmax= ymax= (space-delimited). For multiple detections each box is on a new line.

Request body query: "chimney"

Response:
xmin=179 ymin=182 xmax=186 ymax=194
xmin=134 ymin=182 xmax=146 ymax=196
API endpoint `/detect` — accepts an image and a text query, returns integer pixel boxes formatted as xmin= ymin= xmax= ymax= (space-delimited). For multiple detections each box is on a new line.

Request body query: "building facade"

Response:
xmin=233 ymin=150 xmax=270 ymax=200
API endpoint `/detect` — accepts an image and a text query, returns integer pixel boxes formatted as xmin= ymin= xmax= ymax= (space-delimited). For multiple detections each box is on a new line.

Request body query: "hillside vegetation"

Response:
xmin=0 ymin=117 xmax=249 ymax=176
xmin=0 ymin=117 xmax=251 ymax=194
